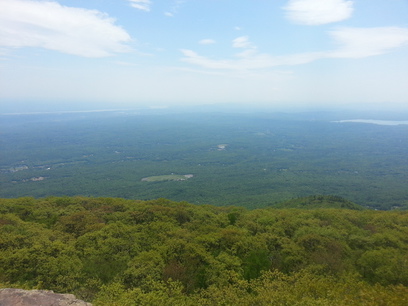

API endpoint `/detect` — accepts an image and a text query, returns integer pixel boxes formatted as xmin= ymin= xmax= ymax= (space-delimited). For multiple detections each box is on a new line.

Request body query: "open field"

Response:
xmin=141 ymin=174 xmax=194 ymax=182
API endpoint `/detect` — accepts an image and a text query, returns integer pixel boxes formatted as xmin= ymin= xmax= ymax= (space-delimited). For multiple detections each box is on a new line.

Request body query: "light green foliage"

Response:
xmin=357 ymin=248 xmax=408 ymax=286
xmin=0 ymin=196 xmax=407 ymax=304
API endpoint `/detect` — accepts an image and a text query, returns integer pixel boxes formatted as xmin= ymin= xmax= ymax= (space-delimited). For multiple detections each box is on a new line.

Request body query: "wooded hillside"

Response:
xmin=1 ymin=197 xmax=407 ymax=305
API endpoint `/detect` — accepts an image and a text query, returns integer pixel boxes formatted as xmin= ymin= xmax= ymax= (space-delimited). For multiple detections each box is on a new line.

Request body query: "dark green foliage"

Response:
xmin=273 ymin=195 xmax=365 ymax=210
xmin=1 ymin=196 xmax=408 ymax=304
xmin=243 ymin=249 xmax=271 ymax=280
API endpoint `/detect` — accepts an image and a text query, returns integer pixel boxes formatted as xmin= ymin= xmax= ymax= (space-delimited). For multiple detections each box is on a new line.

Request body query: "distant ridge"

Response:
xmin=272 ymin=195 xmax=365 ymax=210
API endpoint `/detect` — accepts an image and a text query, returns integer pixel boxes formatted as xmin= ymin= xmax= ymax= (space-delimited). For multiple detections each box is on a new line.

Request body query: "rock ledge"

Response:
xmin=0 ymin=288 xmax=91 ymax=306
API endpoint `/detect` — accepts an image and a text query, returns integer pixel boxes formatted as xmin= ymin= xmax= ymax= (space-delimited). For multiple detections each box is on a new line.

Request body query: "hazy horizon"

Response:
xmin=2 ymin=103 xmax=408 ymax=120
xmin=1 ymin=0 xmax=408 ymax=112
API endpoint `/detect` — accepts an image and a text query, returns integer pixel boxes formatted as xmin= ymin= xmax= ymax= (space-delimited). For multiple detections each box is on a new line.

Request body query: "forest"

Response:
xmin=1 ymin=110 xmax=408 ymax=210
xmin=0 ymin=196 xmax=407 ymax=305
xmin=1 ymin=110 xmax=408 ymax=303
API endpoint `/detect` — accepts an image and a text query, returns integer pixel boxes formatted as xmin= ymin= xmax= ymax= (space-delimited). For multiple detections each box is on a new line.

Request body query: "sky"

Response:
xmin=1 ymin=0 xmax=408 ymax=112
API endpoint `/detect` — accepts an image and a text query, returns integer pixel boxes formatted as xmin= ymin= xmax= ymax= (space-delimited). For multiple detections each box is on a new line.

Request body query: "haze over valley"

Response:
xmin=1 ymin=108 xmax=408 ymax=210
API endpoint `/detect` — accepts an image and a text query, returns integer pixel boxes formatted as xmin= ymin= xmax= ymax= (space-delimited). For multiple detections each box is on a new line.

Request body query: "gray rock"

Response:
xmin=0 ymin=288 xmax=92 ymax=306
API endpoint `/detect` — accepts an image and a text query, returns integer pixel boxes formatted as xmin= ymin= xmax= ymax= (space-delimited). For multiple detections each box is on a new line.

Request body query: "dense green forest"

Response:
xmin=1 ymin=196 xmax=407 ymax=305
xmin=1 ymin=110 xmax=408 ymax=210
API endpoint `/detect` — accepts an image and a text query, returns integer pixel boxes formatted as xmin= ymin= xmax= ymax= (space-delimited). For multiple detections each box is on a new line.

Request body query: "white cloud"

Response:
xmin=180 ymin=48 xmax=322 ymax=70
xmin=128 ymin=0 xmax=152 ymax=12
xmin=0 ymin=0 xmax=131 ymax=57
xmin=284 ymin=0 xmax=353 ymax=25
xmin=164 ymin=0 xmax=186 ymax=17
xmin=181 ymin=27 xmax=408 ymax=71
xmin=181 ymin=36 xmax=321 ymax=70
xmin=232 ymin=36 xmax=255 ymax=49
xmin=327 ymin=27 xmax=408 ymax=58
xmin=199 ymin=39 xmax=216 ymax=45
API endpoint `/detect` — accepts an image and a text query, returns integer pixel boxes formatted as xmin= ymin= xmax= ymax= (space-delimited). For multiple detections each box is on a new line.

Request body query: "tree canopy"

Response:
xmin=1 ymin=196 xmax=407 ymax=305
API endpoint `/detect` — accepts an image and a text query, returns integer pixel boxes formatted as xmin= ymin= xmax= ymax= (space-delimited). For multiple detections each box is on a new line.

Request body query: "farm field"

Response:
xmin=141 ymin=174 xmax=194 ymax=182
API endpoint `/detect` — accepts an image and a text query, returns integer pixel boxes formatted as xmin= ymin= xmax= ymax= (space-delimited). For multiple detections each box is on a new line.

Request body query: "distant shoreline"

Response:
xmin=333 ymin=119 xmax=408 ymax=126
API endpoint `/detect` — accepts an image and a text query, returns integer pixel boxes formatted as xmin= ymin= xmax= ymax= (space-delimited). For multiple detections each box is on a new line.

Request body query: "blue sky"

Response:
xmin=1 ymin=0 xmax=408 ymax=112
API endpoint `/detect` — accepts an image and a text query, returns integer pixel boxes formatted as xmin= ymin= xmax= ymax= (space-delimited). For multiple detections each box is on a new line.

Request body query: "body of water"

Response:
xmin=334 ymin=119 xmax=408 ymax=126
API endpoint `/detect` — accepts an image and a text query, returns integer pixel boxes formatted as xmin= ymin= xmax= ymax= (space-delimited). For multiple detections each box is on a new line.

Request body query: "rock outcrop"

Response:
xmin=0 ymin=288 xmax=92 ymax=306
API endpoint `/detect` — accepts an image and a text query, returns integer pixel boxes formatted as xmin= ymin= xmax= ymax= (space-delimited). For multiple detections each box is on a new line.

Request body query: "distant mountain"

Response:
xmin=271 ymin=195 xmax=365 ymax=210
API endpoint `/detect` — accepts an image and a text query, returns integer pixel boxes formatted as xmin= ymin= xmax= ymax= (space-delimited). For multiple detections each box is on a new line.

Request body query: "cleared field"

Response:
xmin=141 ymin=174 xmax=194 ymax=182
